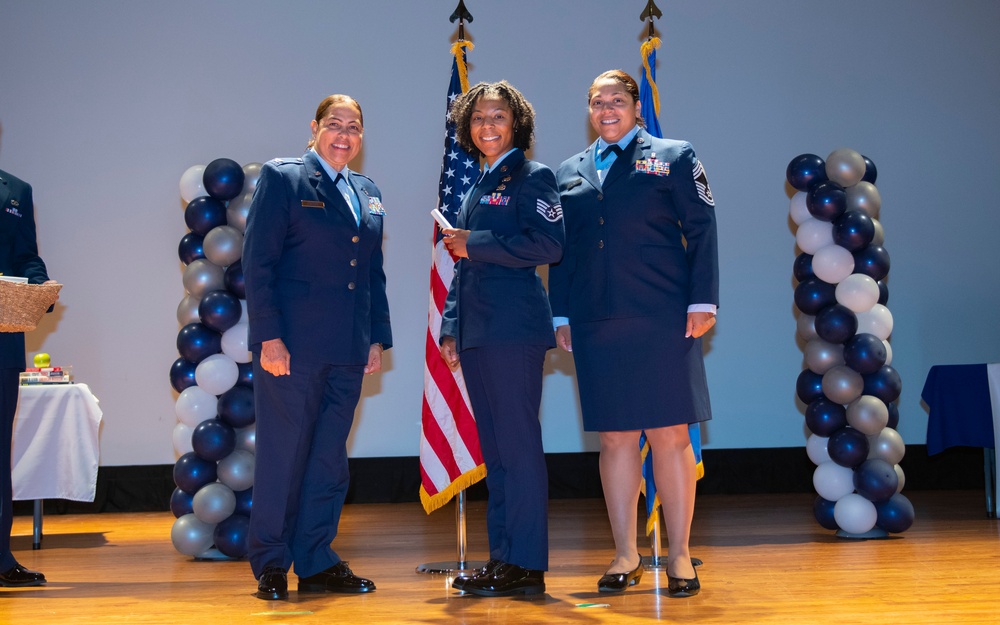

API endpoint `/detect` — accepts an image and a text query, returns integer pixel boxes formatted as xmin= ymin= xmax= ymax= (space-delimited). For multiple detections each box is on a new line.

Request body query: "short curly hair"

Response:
xmin=449 ymin=81 xmax=535 ymax=158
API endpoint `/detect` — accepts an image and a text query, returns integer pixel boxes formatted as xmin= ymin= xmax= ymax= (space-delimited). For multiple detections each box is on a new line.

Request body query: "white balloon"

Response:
xmin=180 ymin=165 xmax=208 ymax=204
xmin=795 ymin=218 xmax=834 ymax=254
xmin=221 ymin=322 xmax=251 ymax=364
xmin=195 ymin=353 xmax=239 ymax=396
xmin=812 ymin=244 xmax=855 ymax=284
xmin=856 ymin=304 xmax=893 ymax=340
xmin=806 ymin=434 xmax=830 ymax=466
xmin=833 ymin=493 xmax=878 ymax=534
xmin=813 ymin=461 xmax=855 ymax=501
xmin=835 ymin=274 xmax=880 ymax=313
xmin=173 ymin=422 xmax=194 ymax=456
xmin=175 ymin=386 xmax=218 ymax=427
xmin=789 ymin=191 xmax=811 ymax=225
xmin=882 ymin=339 xmax=893 ymax=365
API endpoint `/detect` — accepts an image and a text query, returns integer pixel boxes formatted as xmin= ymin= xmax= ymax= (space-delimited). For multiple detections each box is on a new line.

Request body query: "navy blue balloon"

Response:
xmin=861 ymin=155 xmax=878 ymax=184
xmin=813 ymin=496 xmax=839 ymax=530
xmin=170 ymin=357 xmax=198 ymax=393
xmin=853 ymin=245 xmax=891 ymax=281
xmin=224 ymin=260 xmax=246 ymax=299
xmin=170 ymin=487 xmax=194 ymax=518
xmin=828 ymin=427 xmax=870 ymax=468
xmin=176 ymin=322 xmax=221 ymax=364
xmin=184 ymin=196 xmax=227 ymax=236
xmin=877 ymin=280 xmax=889 ymax=305
xmin=213 ymin=513 xmax=250 ymax=558
xmin=178 ymin=232 xmax=205 ymax=265
xmin=875 ymin=494 xmax=914 ymax=532
xmin=173 ymin=452 xmax=218 ymax=493
xmin=797 ymin=369 xmax=825 ymax=404
xmin=843 ymin=333 xmax=887 ymax=375
xmin=806 ymin=180 xmax=847 ymax=222
xmin=854 ymin=458 xmax=898 ymax=502
xmin=886 ymin=401 xmax=899 ymax=429
xmin=786 ymin=154 xmax=828 ymax=191
xmin=815 ymin=304 xmax=858 ymax=344
xmin=794 ymin=278 xmax=836 ymax=315
xmin=863 ymin=365 xmax=902 ymax=403
xmin=191 ymin=418 xmax=237 ymax=462
xmin=203 ymin=158 xmax=246 ymax=201
xmin=237 ymin=361 xmax=254 ymax=387
xmin=793 ymin=253 xmax=815 ymax=282
xmin=805 ymin=397 xmax=847 ymax=436
xmin=832 ymin=210 xmax=875 ymax=252
xmin=218 ymin=385 xmax=255 ymax=428
xmin=198 ymin=290 xmax=242 ymax=333
xmin=234 ymin=487 xmax=253 ymax=516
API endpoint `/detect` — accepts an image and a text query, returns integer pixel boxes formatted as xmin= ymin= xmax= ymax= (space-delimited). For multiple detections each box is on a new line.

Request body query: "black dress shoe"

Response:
xmin=667 ymin=568 xmax=700 ymax=598
xmin=453 ymin=558 xmax=503 ymax=591
xmin=298 ymin=561 xmax=376 ymax=594
xmin=0 ymin=563 xmax=46 ymax=587
xmin=597 ymin=557 xmax=643 ymax=593
xmin=463 ymin=562 xmax=545 ymax=597
xmin=255 ymin=566 xmax=288 ymax=600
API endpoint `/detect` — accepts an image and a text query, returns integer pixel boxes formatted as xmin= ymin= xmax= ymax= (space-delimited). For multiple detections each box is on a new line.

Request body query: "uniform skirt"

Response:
xmin=571 ymin=315 xmax=712 ymax=432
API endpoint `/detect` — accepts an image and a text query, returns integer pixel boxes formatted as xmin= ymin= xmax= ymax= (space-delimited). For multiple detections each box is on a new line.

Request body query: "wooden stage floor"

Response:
xmin=2 ymin=491 xmax=998 ymax=624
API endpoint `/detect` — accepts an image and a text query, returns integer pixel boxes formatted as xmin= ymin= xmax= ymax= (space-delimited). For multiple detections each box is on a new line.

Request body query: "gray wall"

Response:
xmin=2 ymin=1 xmax=998 ymax=466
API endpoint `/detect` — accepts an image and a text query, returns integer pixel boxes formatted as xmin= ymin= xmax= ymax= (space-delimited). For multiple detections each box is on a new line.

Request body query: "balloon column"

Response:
xmin=788 ymin=149 xmax=914 ymax=536
xmin=171 ymin=158 xmax=261 ymax=558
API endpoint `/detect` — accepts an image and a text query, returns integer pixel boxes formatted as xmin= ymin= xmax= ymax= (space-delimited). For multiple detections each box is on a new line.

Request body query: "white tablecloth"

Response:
xmin=12 ymin=383 xmax=102 ymax=502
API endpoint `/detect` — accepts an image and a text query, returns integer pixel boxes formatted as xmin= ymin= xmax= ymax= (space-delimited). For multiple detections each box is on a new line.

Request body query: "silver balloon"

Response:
xmin=869 ymin=427 xmax=906 ymax=465
xmin=797 ymin=313 xmax=818 ymax=341
xmin=822 ymin=365 xmax=864 ymax=404
xmin=846 ymin=395 xmax=889 ymax=435
xmin=826 ymin=148 xmax=866 ymax=187
xmin=236 ymin=424 xmax=256 ymax=454
xmin=846 ymin=181 xmax=881 ymax=218
xmin=182 ymin=259 xmax=225 ymax=297
xmin=871 ymin=218 xmax=885 ymax=245
xmin=203 ymin=225 xmax=244 ymax=267
xmin=192 ymin=482 xmax=237 ymax=524
xmin=177 ymin=294 xmax=202 ymax=326
xmin=804 ymin=338 xmax=845 ymax=374
xmin=242 ymin=162 xmax=263 ymax=194
xmin=218 ymin=449 xmax=255 ymax=491
xmin=227 ymin=190 xmax=253 ymax=233
xmin=171 ymin=513 xmax=216 ymax=556
xmin=882 ymin=339 xmax=893 ymax=365
xmin=893 ymin=464 xmax=906 ymax=493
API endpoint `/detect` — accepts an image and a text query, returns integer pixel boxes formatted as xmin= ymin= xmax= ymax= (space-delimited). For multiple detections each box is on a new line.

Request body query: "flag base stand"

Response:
xmin=641 ymin=515 xmax=703 ymax=571
xmin=416 ymin=490 xmax=487 ymax=575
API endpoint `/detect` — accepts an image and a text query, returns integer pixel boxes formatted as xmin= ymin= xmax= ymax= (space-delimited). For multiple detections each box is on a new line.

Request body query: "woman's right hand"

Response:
xmin=260 ymin=338 xmax=291 ymax=376
xmin=440 ymin=336 xmax=460 ymax=370
xmin=555 ymin=325 xmax=572 ymax=352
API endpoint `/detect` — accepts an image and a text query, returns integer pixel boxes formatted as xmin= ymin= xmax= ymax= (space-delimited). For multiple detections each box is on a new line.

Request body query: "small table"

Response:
xmin=11 ymin=383 xmax=102 ymax=547
xmin=922 ymin=363 xmax=1000 ymax=517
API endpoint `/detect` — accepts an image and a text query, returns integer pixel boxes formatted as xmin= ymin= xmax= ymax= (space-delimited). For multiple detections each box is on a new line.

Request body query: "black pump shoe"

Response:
xmin=597 ymin=557 xmax=644 ymax=593
xmin=667 ymin=568 xmax=700 ymax=598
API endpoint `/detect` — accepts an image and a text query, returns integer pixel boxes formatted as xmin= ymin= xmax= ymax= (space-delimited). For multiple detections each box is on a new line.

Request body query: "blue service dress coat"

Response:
xmin=548 ymin=128 xmax=718 ymax=432
xmin=1 ymin=169 xmax=51 ymax=571
xmin=242 ymin=151 xmax=391 ymax=579
xmin=440 ymin=149 xmax=563 ymax=572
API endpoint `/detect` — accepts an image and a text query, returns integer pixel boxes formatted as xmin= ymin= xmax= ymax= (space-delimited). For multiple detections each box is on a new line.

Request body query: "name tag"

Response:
xmin=635 ymin=159 xmax=670 ymax=176
xmin=368 ymin=197 xmax=385 ymax=215
xmin=301 ymin=200 xmax=325 ymax=208
xmin=479 ymin=193 xmax=510 ymax=206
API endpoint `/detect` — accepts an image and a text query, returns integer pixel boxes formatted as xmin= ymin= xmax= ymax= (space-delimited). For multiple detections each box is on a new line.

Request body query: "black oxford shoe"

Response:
xmin=0 ymin=563 xmax=46 ymax=587
xmin=453 ymin=558 xmax=503 ymax=591
xmin=298 ymin=561 xmax=376 ymax=594
xmin=255 ymin=566 xmax=288 ymax=600
xmin=597 ymin=557 xmax=643 ymax=593
xmin=463 ymin=562 xmax=545 ymax=597
xmin=667 ymin=568 xmax=700 ymax=598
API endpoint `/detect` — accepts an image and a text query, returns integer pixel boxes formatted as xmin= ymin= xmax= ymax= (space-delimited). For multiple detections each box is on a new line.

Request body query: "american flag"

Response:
xmin=419 ymin=49 xmax=486 ymax=514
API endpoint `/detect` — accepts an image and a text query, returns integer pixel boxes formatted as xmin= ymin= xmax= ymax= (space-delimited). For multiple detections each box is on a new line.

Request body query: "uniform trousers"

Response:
xmin=1 ymin=368 xmax=22 ymax=570
xmin=460 ymin=344 xmax=549 ymax=571
xmin=248 ymin=359 xmax=363 ymax=579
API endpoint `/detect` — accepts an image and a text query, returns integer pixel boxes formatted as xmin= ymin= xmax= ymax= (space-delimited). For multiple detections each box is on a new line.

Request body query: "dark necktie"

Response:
xmin=599 ymin=145 xmax=622 ymax=162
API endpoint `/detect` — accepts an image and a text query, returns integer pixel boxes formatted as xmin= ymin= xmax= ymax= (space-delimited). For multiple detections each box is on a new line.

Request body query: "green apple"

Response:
xmin=33 ymin=353 xmax=51 ymax=368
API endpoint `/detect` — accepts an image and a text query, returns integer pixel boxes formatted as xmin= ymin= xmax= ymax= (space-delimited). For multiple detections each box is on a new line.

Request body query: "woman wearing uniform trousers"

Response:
xmin=243 ymin=94 xmax=391 ymax=601
xmin=549 ymin=70 xmax=718 ymax=598
xmin=439 ymin=81 xmax=564 ymax=597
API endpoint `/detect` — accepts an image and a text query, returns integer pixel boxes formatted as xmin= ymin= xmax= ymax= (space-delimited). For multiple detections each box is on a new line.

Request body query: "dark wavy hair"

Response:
xmin=588 ymin=69 xmax=645 ymax=129
xmin=449 ymin=81 xmax=535 ymax=157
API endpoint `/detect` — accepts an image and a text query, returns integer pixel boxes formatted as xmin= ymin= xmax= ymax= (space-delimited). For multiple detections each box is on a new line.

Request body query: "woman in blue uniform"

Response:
xmin=243 ymin=94 xmax=391 ymax=601
xmin=549 ymin=70 xmax=719 ymax=597
xmin=439 ymin=81 xmax=564 ymax=597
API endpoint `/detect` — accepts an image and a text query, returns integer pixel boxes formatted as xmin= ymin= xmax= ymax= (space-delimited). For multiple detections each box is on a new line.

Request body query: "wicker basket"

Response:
xmin=0 ymin=280 xmax=62 ymax=333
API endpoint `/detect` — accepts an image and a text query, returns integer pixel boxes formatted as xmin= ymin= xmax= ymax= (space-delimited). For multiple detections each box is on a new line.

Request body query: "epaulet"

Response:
xmin=351 ymin=172 xmax=374 ymax=184
xmin=268 ymin=157 xmax=303 ymax=167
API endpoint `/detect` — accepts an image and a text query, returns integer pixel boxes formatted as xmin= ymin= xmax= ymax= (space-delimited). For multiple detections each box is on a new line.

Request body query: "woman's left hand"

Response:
xmin=441 ymin=228 xmax=471 ymax=258
xmin=686 ymin=312 xmax=716 ymax=338
xmin=364 ymin=343 xmax=383 ymax=375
